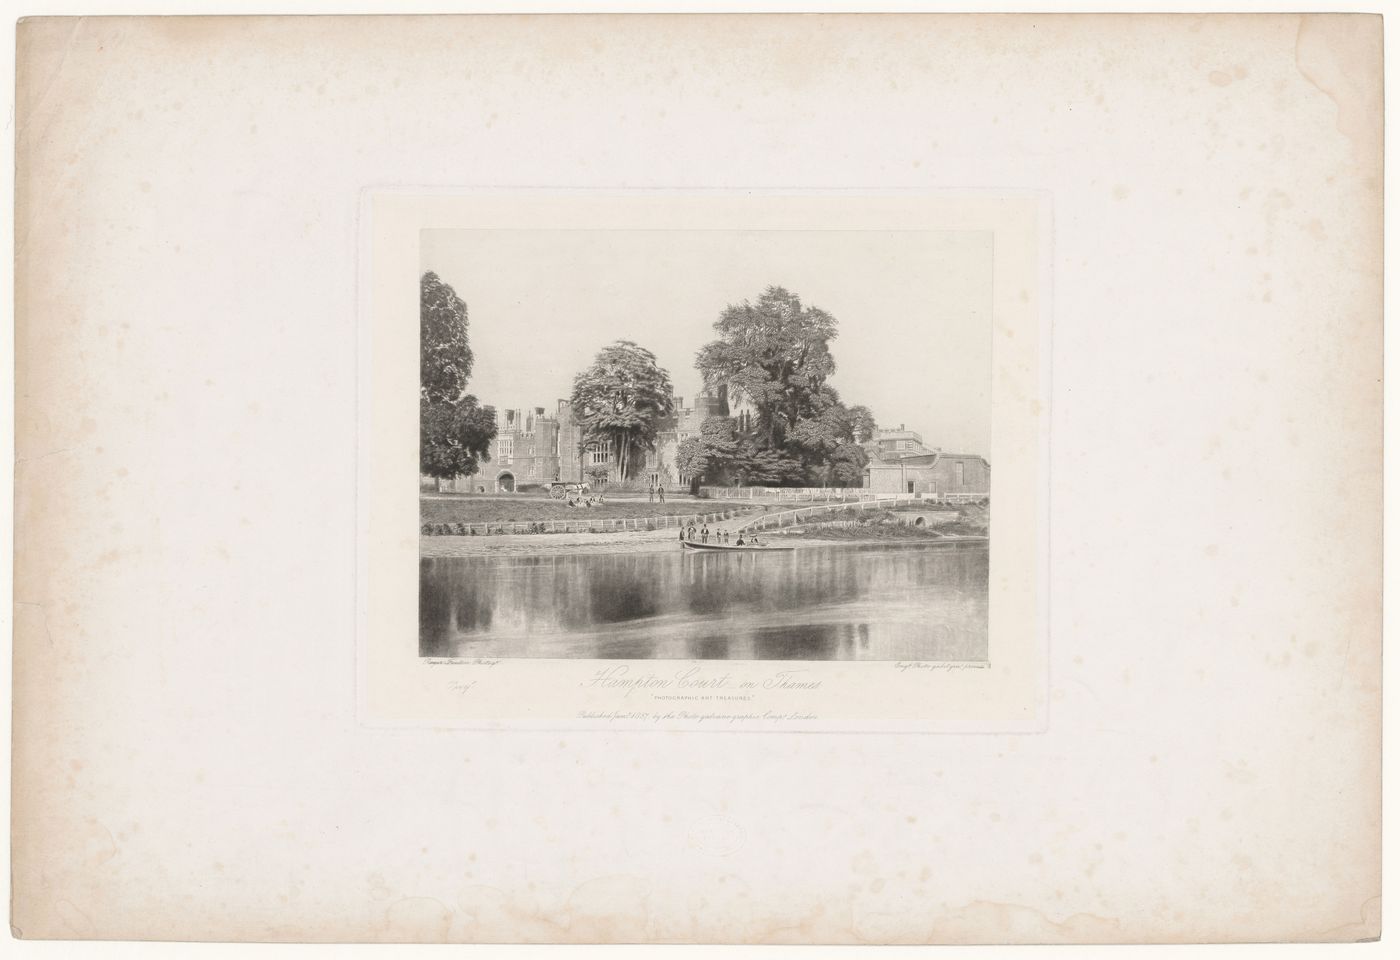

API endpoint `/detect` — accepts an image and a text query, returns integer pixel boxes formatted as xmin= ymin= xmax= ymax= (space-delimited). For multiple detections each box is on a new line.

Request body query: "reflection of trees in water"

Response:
xmin=690 ymin=636 xmax=731 ymax=660
xmin=682 ymin=555 xmax=766 ymax=615
xmin=420 ymin=557 xmax=500 ymax=656
xmin=418 ymin=559 xmax=454 ymax=656
xmin=418 ymin=545 xmax=990 ymax=660
xmin=593 ymin=632 xmax=659 ymax=660
xmin=751 ymin=621 xmax=842 ymax=660
xmin=586 ymin=558 xmax=661 ymax=624
xmin=681 ymin=552 xmax=867 ymax=617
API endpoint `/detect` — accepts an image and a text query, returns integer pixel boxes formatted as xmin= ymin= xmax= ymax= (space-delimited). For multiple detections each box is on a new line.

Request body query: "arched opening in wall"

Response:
xmin=497 ymin=472 xmax=515 ymax=493
xmin=914 ymin=516 xmax=926 ymax=527
xmin=477 ymin=485 xmax=486 ymax=494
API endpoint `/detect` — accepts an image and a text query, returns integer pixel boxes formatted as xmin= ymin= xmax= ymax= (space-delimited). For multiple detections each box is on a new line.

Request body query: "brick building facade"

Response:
xmin=862 ymin=426 xmax=990 ymax=496
xmin=423 ymin=396 xmax=987 ymax=498
xmin=425 ymin=388 xmax=737 ymax=493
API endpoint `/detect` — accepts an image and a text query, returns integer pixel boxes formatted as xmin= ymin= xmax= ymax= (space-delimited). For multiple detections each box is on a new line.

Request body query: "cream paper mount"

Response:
xmin=361 ymin=191 xmax=1048 ymax=730
xmin=12 ymin=13 xmax=1380 ymax=944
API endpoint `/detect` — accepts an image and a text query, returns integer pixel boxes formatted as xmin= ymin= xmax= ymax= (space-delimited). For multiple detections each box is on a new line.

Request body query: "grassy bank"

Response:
xmin=768 ymin=504 xmax=989 ymax=540
xmin=770 ymin=525 xmax=985 ymax=542
xmin=421 ymin=495 xmax=759 ymax=525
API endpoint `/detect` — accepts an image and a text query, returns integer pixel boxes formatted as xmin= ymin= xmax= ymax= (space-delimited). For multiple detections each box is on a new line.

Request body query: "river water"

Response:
xmin=420 ymin=542 xmax=989 ymax=661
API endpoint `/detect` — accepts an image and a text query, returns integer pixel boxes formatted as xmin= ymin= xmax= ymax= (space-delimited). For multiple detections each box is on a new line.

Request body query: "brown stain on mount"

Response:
xmin=1293 ymin=15 xmax=1383 ymax=172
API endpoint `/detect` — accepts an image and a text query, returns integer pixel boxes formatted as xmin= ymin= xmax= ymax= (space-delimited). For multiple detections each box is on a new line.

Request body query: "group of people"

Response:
xmin=647 ymin=484 xmax=667 ymax=503
xmin=679 ymin=524 xmax=761 ymax=547
xmin=565 ymin=494 xmax=603 ymax=508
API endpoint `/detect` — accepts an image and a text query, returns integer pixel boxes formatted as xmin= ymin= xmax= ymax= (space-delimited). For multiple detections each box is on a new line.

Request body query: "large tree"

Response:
xmin=675 ymin=437 xmax=708 ymax=476
xmin=733 ymin=443 xmax=808 ymax=487
xmin=694 ymin=286 xmax=883 ymax=487
xmin=570 ymin=340 xmax=675 ymax=482
xmin=695 ymin=286 xmax=838 ymax=451
xmin=788 ymin=385 xmax=854 ymax=462
xmin=694 ymin=415 xmax=740 ymax=485
xmin=420 ymin=272 xmax=497 ymax=479
xmin=825 ymin=442 xmax=870 ymax=487
xmin=675 ymin=437 xmax=708 ymax=488
xmin=787 ymin=386 xmax=878 ymax=486
xmin=847 ymin=405 xmax=877 ymax=444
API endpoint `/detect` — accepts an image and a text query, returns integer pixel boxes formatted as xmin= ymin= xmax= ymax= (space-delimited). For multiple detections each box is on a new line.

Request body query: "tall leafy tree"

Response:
xmin=825 ymin=442 xmax=870 ymax=487
xmin=786 ymin=386 xmax=880 ymax=486
xmin=420 ymin=272 xmax=497 ymax=479
xmin=695 ymin=286 xmax=838 ymax=451
xmin=675 ymin=437 xmax=708 ymax=483
xmin=733 ymin=443 xmax=808 ymax=487
xmin=693 ymin=415 xmax=740 ymax=485
xmin=847 ymin=405 xmax=877 ymax=444
xmin=788 ymin=385 xmax=854 ymax=462
xmin=569 ymin=340 xmax=675 ymax=482
xmin=694 ymin=286 xmax=881 ymax=487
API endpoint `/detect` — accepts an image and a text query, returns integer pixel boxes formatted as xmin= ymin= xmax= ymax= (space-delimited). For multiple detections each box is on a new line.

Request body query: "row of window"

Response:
xmin=498 ymin=437 xmax=614 ymax=461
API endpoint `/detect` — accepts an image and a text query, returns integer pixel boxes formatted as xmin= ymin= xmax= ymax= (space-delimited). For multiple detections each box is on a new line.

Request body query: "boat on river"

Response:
xmin=681 ymin=540 xmax=795 ymax=552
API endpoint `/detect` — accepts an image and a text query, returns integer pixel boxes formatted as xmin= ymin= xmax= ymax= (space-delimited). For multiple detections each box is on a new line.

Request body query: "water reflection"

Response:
xmin=419 ymin=544 xmax=989 ymax=662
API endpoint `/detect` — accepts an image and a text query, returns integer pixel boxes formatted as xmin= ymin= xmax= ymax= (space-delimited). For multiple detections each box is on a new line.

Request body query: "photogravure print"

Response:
xmin=363 ymin=192 xmax=1046 ymax=729
xmin=417 ymin=228 xmax=993 ymax=664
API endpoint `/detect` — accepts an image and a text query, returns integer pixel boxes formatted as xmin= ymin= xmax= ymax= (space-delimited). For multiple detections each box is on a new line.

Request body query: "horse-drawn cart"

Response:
xmin=541 ymin=481 xmax=590 ymax=500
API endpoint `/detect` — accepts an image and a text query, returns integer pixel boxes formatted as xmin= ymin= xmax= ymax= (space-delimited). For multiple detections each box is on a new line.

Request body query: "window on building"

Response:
xmin=588 ymin=445 xmax=608 ymax=465
xmin=499 ymin=437 xmax=513 ymax=459
xmin=954 ymin=461 xmax=964 ymax=485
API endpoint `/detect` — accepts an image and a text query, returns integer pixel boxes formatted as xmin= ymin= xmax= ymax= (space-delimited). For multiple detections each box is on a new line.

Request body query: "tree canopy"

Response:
xmin=570 ymin=340 xmax=675 ymax=482
xmin=847 ymin=405 xmax=877 ymax=444
xmin=675 ymin=437 xmax=707 ymax=482
xmin=696 ymin=286 xmax=838 ymax=451
xmin=693 ymin=286 xmax=875 ymax=487
xmin=420 ymin=272 xmax=497 ymax=480
xmin=421 ymin=272 xmax=474 ymax=405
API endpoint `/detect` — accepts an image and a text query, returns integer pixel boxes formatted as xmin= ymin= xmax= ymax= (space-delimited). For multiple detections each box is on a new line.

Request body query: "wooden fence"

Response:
xmin=699 ymin=486 xmax=988 ymax=505
xmin=699 ymin=486 xmax=907 ymax=503
xmin=421 ymin=508 xmax=742 ymax=537
xmin=421 ymin=494 xmax=988 ymax=537
xmin=732 ymin=498 xmax=903 ymax=533
xmin=732 ymin=493 xmax=988 ymax=533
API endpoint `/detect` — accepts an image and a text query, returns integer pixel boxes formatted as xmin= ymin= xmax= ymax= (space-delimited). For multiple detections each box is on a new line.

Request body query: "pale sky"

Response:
xmin=422 ymin=229 xmax=992 ymax=458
